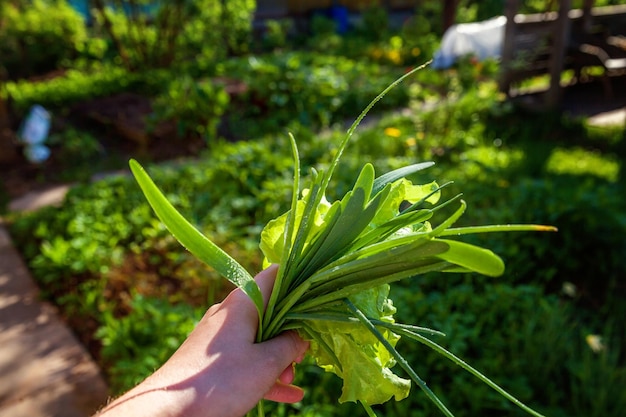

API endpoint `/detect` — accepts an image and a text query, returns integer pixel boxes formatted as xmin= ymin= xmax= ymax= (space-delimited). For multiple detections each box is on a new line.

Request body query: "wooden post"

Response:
xmin=442 ymin=0 xmax=458 ymax=33
xmin=545 ymin=0 xmax=572 ymax=109
xmin=498 ymin=0 xmax=520 ymax=95
xmin=582 ymin=0 xmax=594 ymax=33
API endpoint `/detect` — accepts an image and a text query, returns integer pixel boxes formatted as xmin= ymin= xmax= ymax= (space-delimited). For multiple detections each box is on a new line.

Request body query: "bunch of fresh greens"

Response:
xmin=129 ymin=64 xmax=554 ymax=417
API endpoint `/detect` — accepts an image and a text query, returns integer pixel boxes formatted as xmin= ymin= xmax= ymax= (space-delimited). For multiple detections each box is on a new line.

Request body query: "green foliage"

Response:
xmin=148 ymin=75 xmax=230 ymax=143
xmin=0 ymin=0 xmax=89 ymax=79
xmin=47 ymin=127 xmax=105 ymax=180
xmin=90 ymin=0 xmax=255 ymax=70
xmin=357 ymin=6 xmax=390 ymax=42
xmin=218 ymin=53 xmax=410 ymax=136
xmin=462 ymin=176 xmax=626 ymax=316
xmin=387 ymin=281 xmax=626 ymax=417
xmin=96 ymin=294 xmax=201 ymax=393
xmin=1 ymin=64 xmax=167 ymax=114
xmin=219 ymin=0 xmax=255 ymax=55
xmin=262 ymin=19 xmax=293 ymax=51
xmin=545 ymin=147 xmax=620 ymax=182
xmin=343 ymin=79 xmax=508 ymax=163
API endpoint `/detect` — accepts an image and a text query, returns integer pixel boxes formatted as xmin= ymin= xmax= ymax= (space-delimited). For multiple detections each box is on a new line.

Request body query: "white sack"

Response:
xmin=432 ymin=16 xmax=507 ymax=69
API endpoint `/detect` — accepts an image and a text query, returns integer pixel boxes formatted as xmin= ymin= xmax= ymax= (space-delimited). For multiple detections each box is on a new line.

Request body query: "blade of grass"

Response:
xmin=129 ymin=159 xmax=264 ymax=319
xmin=263 ymin=133 xmax=302 ymax=335
xmin=345 ymin=299 xmax=455 ymax=417
xmin=433 ymin=239 xmax=505 ymax=277
xmin=319 ymin=61 xmax=431 ymax=206
xmin=289 ymin=260 xmax=450 ymax=315
xmin=392 ymin=327 xmax=547 ymax=417
xmin=372 ymin=161 xmax=435 ymax=195
xmin=438 ymin=224 xmax=558 ymax=236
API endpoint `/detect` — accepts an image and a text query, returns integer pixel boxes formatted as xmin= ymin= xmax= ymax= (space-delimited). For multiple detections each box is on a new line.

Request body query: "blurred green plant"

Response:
xmin=387 ymin=280 xmax=626 ymax=417
xmin=545 ymin=147 xmax=620 ymax=182
xmin=90 ymin=0 xmax=255 ymax=71
xmin=47 ymin=127 xmax=105 ymax=179
xmin=1 ymin=63 xmax=168 ymax=114
xmin=262 ymin=19 xmax=293 ymax=51
xmin=0 ymin=0 xmax=89 ymax=79
xmin=96 ymin=294 xmax=202 ymax=393
xmin=148 ymin=75 xmax=230 ymax=143
xmin=218 ymin=53 xmax=409 ymax=136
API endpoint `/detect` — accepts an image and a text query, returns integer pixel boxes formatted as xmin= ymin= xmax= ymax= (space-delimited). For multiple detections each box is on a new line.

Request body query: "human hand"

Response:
xmin=97 ymin=265 xmax=309 ymax=417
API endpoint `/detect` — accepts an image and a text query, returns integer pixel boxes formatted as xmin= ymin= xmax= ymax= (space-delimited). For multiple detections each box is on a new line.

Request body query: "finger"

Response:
xmin=215 ymin=265 xmax=279 ymax=330
xmin=254 ymin=264 xmax=280 ymax=307
xmin=263 ymin=381 xmax=305 ymax=403
xmin=205 ymin=302 xmax=222 ymax=317
xmin=258 ymin=331 xmax=309 ymax=374
xmin=277 ymin=363 xmax=295 ymax=384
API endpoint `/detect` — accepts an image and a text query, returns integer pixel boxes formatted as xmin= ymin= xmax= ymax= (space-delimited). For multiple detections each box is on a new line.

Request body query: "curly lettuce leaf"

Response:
xmin=306 ymin=285 xmax=411 ymax=405
xmin=260 ymin=192 xmax=332 ymax=267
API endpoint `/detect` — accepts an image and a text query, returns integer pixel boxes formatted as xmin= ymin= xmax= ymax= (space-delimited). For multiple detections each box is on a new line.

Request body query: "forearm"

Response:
xmin=93 ymin=266 xmax=309 ymax=417
xmin=97 ymin=359 xmax=245 ymax=417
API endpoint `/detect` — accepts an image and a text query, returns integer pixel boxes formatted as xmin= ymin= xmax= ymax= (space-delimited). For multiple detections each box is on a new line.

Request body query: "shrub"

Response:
xmin=0 ymin=0 xmax=88 ymax=79
xmin=262 ymin=19 xmax=293 ymax=51
xmin=218 ymin=53 xmax=410 ymax=136
xmin=461 ymin=175 xmax=626 ymax=317
xmin=90 ymin=0 xmax=255 ymax=71
xmin=387 ymin=280 xmax=626 ymax=417
xmin=148 ymin=75 xmax=230 ymax=143
xmin=2 ymin=64 xmax=168 ymax=114
xmin=96 ymin=295 xmax=202 ymax=393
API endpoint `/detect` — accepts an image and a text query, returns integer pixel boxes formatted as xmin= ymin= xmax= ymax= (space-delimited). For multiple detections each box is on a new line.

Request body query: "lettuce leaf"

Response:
xmin=260 ymin=172 xmax=445 ymax=405
xmin=306 ymin=285 xmax=411 ymax=404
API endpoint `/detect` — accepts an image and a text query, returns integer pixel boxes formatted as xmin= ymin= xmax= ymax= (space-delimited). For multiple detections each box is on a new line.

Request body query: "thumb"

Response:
xmin=257 ymin=330 xmax=309 ymax=373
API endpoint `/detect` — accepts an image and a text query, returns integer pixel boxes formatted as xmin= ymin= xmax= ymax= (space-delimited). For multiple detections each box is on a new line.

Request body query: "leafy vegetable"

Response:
xmin=130 ymin=63 xmax=555 ymax=417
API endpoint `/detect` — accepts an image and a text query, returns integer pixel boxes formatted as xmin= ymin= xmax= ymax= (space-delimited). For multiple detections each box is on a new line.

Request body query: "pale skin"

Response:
xmin=96 ymin=265 xmax=309 ymax=417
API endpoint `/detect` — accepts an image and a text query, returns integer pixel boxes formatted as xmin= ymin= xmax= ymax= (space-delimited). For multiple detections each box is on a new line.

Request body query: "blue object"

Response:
xmin=329 ymin=5 xmax=349 ymax=34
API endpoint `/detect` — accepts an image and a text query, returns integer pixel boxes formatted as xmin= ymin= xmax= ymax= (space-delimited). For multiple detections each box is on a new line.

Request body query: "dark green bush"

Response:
xmin=148 ymin=75 xmax=230 ymax=143
xmin=387 ymin=280 xmax=625 ymax=417
xmin=47 ymin=127 xmax=105 ymax=180
xmin=90 ymin=0 xmax=255 ymax=71
xmin=460 ymin=175 xmax=626 ymax=317
xmin=2 ymin=64 xmax=169 ymax=114
xmin=96 ymin=294 xmax=202 ymax=393
xmin=218 ymin=53 xmax=410 ymax=136
xmin=0 ymin=0 xmax=89 ymax=79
